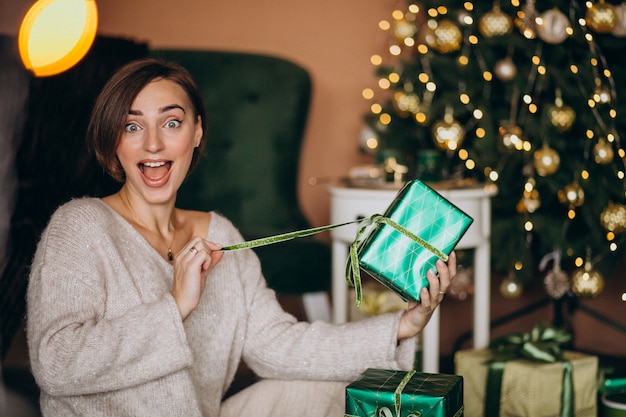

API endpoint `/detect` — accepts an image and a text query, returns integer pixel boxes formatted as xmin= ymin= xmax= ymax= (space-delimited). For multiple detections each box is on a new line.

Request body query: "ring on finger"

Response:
xmin=438 ymin=291 xmax=446 ymax=295
xmin=189 ymin=247 xmax=198 ymax=255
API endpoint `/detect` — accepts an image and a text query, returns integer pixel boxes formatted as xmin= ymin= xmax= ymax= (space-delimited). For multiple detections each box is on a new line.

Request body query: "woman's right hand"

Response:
xmin=170 ymin=237 xmax=223 ymax=320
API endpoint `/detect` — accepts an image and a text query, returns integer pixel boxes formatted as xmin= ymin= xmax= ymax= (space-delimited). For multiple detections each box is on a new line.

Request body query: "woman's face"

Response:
xmin=116 ymin=78 xmax=203 ymax=204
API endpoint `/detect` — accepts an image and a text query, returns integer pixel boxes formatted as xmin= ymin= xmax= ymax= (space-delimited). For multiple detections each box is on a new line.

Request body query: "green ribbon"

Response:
xmin=485 ymin=321 xmax=574 ymax=417
xmin=345 ymin=214 xmax=448 ymax=307
xmin=220 ymin=220 xmax=358 ymax=251
xmin=372 ymin=370 xmax=420 ymax=417
xmin=221 ymin=213 xmax=449 ymax=308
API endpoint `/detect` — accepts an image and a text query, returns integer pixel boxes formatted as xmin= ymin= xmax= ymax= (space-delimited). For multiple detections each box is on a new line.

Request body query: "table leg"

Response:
xmin=473 ymin=242 xmax=490 ymax=349
xmin=332 ymin=241 xmax=349 ymax=323
xmin=422 ymin=308 xmax=440 ymax=373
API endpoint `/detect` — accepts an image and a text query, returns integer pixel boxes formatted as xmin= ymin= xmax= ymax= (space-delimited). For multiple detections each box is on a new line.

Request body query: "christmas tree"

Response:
xmin=361 ymin=0 xmax=626 ymax=299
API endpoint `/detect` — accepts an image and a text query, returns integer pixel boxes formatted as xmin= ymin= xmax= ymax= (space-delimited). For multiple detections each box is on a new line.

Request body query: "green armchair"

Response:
xmin=150 ymin=49 xmax=331 ymax=321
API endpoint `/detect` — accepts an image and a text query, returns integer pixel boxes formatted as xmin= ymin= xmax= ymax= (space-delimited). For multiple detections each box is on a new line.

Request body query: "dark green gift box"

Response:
xmin=355 ymin=179 xmax=473 ymax=302
xmin=345 ymin=368 xmax=464 ymax=417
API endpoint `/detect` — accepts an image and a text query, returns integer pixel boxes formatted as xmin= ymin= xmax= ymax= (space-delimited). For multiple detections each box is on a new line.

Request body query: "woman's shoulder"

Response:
xmin=46 ymin=197 xmax=121 ymax=236
xmin=51 ymin=197 xmax=113 ymax=222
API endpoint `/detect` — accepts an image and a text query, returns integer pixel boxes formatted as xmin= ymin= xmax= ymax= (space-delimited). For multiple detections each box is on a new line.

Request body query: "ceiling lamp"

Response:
xmin=18 ymin=0 xmax=98 ymax=77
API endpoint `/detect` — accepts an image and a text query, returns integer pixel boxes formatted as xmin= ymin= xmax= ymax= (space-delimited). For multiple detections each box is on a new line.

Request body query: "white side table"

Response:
xmin=328 ymin=182 xmax=497 ymax=373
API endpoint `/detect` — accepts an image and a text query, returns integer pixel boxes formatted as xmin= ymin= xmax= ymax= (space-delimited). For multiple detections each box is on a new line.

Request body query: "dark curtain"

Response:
xmin=0 ymin=36 xmax=148 ymax=359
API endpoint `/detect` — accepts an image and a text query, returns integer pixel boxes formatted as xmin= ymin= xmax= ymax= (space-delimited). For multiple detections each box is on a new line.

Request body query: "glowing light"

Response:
xmin=389 ymin=45 xmax=402 ymax=56
xmin=370 ymin=54 xmax=383 ymax=66
xmin=362 ymin=88 xmax=374 ymax=100
xmin=18 ymin=0 xmax=98 ymax=77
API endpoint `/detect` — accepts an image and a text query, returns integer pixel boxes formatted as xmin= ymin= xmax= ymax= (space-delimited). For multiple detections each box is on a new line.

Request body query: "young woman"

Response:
xmin=27 ymin=58 xmax=456 ymax=417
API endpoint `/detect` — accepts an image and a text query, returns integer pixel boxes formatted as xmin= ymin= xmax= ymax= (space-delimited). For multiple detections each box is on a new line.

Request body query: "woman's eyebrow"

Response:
xmin=159 ymin=104 xmax=185 ymax=113
xmin=127 ymin=104 xmax=185 ymax=116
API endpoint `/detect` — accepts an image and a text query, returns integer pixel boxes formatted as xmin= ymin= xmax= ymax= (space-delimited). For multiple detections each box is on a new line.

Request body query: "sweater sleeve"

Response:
xmin=27 ymin=201 xmax=193 ymax=397
xmin=233 ymin=240 xmax=417 ymax=381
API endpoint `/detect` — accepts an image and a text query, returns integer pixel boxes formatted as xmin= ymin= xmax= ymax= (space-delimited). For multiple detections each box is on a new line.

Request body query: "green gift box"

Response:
xmin=345 ymin=368 xmax=464 ymax=417
xmin=600 ymin=368 xmax=626 ymax=396
xmin=352 ymin=179 xmax=473 ymax=303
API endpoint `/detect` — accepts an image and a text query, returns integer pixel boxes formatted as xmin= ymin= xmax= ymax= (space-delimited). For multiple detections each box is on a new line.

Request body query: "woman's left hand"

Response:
xmin=396 ymin=251 xmax=457 ymax=341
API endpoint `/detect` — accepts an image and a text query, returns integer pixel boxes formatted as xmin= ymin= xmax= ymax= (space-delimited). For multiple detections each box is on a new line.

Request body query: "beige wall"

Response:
xmin=0 ymin=0 xmax=393 ymax=228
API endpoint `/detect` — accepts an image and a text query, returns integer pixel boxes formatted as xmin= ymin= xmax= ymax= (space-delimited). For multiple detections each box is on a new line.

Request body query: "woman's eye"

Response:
xmin=124 ymin=123 xmax=141 ymax=133
xmin=165 ymin=120 xmax=181 ymax=129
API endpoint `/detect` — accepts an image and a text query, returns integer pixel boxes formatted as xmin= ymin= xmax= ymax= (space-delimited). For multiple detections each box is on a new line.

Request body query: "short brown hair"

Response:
xmin=87 ymin=58 xmax=207 ymax=182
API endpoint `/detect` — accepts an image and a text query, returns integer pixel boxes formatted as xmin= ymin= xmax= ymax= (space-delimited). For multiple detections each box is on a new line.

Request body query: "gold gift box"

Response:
xmin=454 ymin=349 xmax=597 ymax=417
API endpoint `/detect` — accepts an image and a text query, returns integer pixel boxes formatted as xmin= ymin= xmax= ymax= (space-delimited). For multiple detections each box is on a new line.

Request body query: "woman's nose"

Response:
xmin=144 ymin=128 xmax=164 ymax=152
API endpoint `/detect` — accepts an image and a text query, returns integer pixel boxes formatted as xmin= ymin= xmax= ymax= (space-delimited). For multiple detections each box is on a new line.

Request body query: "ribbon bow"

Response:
xmin=488 ymin=320 xmax=572 ymax=363
xmin=485 ymin=321 xmax=574 ymax=417
xmin=345 ymin=214 xmax=449 ymax=307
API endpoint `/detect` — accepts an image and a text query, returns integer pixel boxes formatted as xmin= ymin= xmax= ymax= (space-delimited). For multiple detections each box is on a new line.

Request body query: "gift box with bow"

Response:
xmin=345 ymin=368 xmax=464 ymax=417
xmin=454 ymin=322 xmax=598 ymax=417
xmin=220 ymin=179 xmax=472 ymax=306
xmin=346 ymin=179 xmax=473 ymax=304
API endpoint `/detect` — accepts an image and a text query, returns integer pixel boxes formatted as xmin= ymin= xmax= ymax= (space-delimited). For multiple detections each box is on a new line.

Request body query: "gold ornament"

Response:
xmin=432 ymin=108 xmax=465 ymax=151
xmin=536 ymin=8 xmax=571 ymax=44
xmin=500 ymin=274 xmax=522 ymax=298
xmin=600 ymin=201 xmax=626 ymax=234
xmin=533 ymin=144 xmax=560 ymax=176
xmin=479 ymin=5 xmax=513 ymax=37
xmin=586 ymin=0 xmax=617 ymax=33
xmin=517 ymin=189 xmax=541 ymax=213
xmin=392 ymin=91 xmax=421 ymax=117
xmin=594 ymin=137 xmax=615 ymax=164
xmin=571 ymin=261 xmax=605 ymax=298
xmin=515 ymin=0 xmax=538 ymax=39
xmin=426 ymin=19 xmax=462 ymax=54
xmin=392 ymin=18 xmax=418 ymax=42
xmin=558 ymin=181 xmax=585 ymax=208
xmin=544 ymin=264 xmax=570 ymax=299
xmin=498 ymin=122 xmax=523 ymax=150
xmin=611 ymin=3 xmax=626 ymax=37
xmin=494 ymin=57 xmax=517 ymax=82
xmin=548 ymin=100 xmax=576 ymax=132
xmin=593 ymin=84 xmax=612 ymax=104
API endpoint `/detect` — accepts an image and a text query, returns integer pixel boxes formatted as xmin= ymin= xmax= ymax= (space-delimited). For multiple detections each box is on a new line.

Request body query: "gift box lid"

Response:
xmin=345 ymin=368 xmax=464 ymax=417
xmin=357 ymin=179 xmax=473 ymax=302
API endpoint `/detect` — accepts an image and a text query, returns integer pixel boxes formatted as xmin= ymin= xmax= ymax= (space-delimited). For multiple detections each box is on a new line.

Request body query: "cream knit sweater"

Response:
xmin=27 ymin=198 xmax=416 ymax=416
